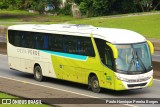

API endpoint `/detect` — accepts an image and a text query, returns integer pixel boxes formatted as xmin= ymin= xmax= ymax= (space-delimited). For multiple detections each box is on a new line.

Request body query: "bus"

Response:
xmin=7 ymin=24 xmax=154 ymax=93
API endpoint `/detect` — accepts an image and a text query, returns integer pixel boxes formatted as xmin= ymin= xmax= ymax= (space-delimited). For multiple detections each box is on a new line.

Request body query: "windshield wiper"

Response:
xmin=135 ymin=51 xmax=147 ymax=72
xmin=128 ymin=51 xmax=135 ymax=71
xmin=128 ymin=51 xmax=147 ymax=72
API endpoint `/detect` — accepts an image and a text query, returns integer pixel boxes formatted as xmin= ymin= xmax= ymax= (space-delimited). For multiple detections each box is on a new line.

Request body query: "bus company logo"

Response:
xmin=17 ymin=48 xmax=40 ymax=56
xmin=2 ymin=99 xmax=11 ymax=104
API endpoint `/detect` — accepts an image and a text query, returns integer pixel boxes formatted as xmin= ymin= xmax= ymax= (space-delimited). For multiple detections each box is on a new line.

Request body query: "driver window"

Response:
xmin=95 ymin=38 xmax=114 ymax=70
xmin=105 ymin=48 xmax=113 ymax=70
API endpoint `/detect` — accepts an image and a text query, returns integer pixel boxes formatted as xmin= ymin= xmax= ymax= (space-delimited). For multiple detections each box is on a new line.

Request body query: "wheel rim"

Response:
xmin=35 ymin=69 xmax=41 ymax=79
xmin=93 ymin=80 xmax=99 ymax=89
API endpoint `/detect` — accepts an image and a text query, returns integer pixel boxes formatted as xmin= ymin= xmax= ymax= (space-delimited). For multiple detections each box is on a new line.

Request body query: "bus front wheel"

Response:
xmin=90 ymin=76 xmax=101 ymax=93
xmin=34 ymin=66 xmax=44 ymax=82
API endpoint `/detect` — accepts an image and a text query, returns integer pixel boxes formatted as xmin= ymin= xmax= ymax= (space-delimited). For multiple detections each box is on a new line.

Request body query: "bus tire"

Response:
xmin=90 ymin=76 xmax=101 ymax=93
xmin=34 ymin=66 xmax=44 ymax=82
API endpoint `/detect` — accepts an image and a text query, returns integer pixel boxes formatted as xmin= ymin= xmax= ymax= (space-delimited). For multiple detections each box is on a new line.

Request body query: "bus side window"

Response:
xmin=63 ymin=36 xmax=77 ymax=54
xmin=78 ymin=37 xmax=95 ymax=57
xmin=53 ymin=35 xmax=63 ymax=52
xmin=8 ymin=30 xmax=15 ymax=45
xmin=84 ymin=38 xmax=95 ymax=57
xmin=15 ymin=31 xmax=22 ymax=47
xmin=77 ymin=39 xmax=84 ymax=55
xmin=35 ymin=33 xmax=44 ymax=49
xmin=48 ymin=34 xmax=63 ymax=52
xmin=22 ymin=32 xmax=32 ymax=48
xmin=27 ymin=32 xmax=35 ymax=49
xmin=21 ymin=32 xmax=25 ymax=47
xmin=48 ymin=34 xmax=54 ymax=51
xmin=43 ymin=35 xmax=48 ymax=50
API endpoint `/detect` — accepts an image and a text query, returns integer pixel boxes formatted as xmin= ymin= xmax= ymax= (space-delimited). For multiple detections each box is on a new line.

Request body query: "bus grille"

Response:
xmin=127 ymin=83 xmax=147 ymax=88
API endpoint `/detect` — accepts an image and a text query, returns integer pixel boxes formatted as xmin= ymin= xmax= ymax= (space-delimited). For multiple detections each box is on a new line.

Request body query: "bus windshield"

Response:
xmin=115 ymin=42 xmax=152 ymax=74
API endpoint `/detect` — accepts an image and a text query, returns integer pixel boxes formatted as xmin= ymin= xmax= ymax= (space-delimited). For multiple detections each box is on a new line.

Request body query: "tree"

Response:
xmin=134 ymin=0 xmax=154 ymax=12
xmin=59 ymin=0 xmax=73 ymax=15
xmin=26 ymin=0 xmax=61 ymax=14
xmin=111 ymin=0 xmax=138 ymax=14
xmin=74 ymin=0 xmax=116 ymax=17
xmin=48 ymin=0 xmax=61 ymax=11
xmin=134 ymin=0 xmax=160 ymax=12
xmin=153 ymin=0 xmax=160 ymax=10
xmin=0 ymin=0 xmax=28 ymax=9
xmin=28 ymin=0 xmax=47 ymax=14
xmin=0 ymin=0 xmax=9 ymax=9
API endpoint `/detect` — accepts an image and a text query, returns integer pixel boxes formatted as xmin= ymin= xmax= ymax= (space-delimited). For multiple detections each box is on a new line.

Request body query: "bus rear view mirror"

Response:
xmin=147 ymin=40 xmax=154 ymax=55
xmin=106 ymin=42 xmax=118 ymax=59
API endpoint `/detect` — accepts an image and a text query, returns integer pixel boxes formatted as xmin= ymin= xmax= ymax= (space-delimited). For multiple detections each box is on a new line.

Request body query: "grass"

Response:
xmin=0 ymin=10 xmax=160 ymax=38
xmin=0 ymin=93 xmax=50 ymax=107
xmin=0 ymin=93 xmax=16 ymax=98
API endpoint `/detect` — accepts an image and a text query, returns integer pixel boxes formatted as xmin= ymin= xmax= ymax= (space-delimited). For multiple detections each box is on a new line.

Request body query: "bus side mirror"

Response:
xmin=106 ymin=42 xmax=118 ymax=59
xmin=147 ymin=40 xmax=154 ymax=55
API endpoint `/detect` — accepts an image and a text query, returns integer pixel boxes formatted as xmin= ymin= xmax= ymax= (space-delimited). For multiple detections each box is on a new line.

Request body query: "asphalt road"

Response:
xmin=0 ymin=55 xmax=160 ymax=107
xmin=153 ymin=51 xmax=160 ymax=62
xmin=0 ymin=36 xmax=6 ymax=42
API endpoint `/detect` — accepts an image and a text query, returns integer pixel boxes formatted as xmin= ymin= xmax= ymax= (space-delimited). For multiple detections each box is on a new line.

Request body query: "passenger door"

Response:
xmin=95 ymin=38 xmax=115 ymax=89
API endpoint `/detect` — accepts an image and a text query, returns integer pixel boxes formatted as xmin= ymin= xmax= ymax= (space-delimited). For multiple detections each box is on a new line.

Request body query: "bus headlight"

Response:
xmin=116 ymin=75 xmax=129 ymax=82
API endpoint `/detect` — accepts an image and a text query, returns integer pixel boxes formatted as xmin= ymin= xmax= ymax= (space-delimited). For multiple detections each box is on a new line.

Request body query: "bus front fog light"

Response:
xmin=120 ymin=84 xmax=124 ymax=87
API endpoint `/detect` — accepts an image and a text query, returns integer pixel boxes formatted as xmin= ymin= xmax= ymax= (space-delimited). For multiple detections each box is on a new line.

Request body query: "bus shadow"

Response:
xmin=10 ymin=70 xmax=88 ymax=90
xmin=45 ymin=77 xmax=89 ymax=90
xmin=9 ymin=69 xmax=34 ymax=79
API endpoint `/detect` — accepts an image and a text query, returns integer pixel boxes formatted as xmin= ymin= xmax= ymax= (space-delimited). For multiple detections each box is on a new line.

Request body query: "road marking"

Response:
xmin=153 ymin=55 xmax=160 ymax=57
xmin=0 ymin=76 xmax=138 ymax=107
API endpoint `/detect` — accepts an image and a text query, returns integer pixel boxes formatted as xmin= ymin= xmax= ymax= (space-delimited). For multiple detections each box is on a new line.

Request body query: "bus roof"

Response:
xmin=8 ymin=24 xmax=146 ymax=44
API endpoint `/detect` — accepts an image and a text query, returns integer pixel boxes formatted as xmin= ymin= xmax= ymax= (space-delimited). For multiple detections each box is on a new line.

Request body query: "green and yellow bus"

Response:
xmin=7 ymin=24 xmax=154 ymax=92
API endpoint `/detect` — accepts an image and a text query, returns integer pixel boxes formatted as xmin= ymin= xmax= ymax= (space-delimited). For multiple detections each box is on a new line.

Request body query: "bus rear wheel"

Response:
xmin=90 ymin=76 xmax=101 ymax=93
xmin=34 ymin=66 xmax=44 ymax=82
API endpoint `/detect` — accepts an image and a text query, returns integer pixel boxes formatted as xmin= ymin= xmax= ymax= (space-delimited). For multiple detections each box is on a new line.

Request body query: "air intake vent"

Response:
xmin=127 ymin=83 xmax=147 ymax=87
xmin=62 ymin=24 xmax=94 ymax=29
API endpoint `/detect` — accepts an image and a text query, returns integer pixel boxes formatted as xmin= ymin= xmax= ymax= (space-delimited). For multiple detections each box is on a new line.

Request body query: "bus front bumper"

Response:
xmin=114 ymin=70 xmax=153 ymax=90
